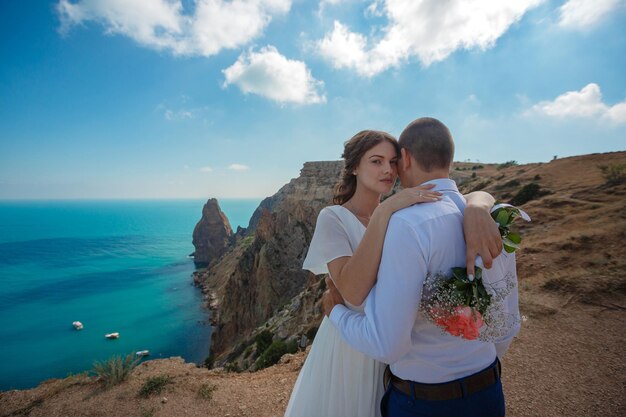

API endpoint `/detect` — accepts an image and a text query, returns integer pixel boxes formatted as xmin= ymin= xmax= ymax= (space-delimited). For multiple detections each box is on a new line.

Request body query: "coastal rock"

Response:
xmin=192 ymin=198 xmax=234 ymax=267
xmin=195 ymin=161 xmax=343 ymax=362
xmin=246 ymin=161 xmax=344 ymax=234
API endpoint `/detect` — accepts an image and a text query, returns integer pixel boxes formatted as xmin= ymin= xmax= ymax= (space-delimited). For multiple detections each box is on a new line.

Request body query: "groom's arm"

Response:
xmin=328 ymin=215 xmax=427 ymax=363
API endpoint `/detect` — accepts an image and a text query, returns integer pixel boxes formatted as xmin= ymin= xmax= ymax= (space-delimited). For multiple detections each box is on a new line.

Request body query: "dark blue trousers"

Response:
xmin=381 ymin=360 xmax=505 ymax=417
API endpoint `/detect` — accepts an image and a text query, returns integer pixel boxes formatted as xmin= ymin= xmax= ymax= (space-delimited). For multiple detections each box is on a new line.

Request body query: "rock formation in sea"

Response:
xmin=191 ymin=198 xmax=234 ymax=267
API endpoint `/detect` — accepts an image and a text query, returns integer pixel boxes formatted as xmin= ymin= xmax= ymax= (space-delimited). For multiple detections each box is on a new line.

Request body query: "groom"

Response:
xmin=323 ymin=117 xmax=518 ymax=417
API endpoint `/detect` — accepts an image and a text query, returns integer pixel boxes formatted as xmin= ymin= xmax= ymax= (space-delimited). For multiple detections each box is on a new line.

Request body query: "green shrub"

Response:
xmin=533 ymin=174 xmax=542 ymax=181
xmin=138 ymin=375 xmax=172 ymax=398
xmin=471 ymin=172 xmax=477 ymax=179
xmin=92 ymin=353 xmax=140 ymax=388
xmin=241 ymin=235 xmax=255 ymax=250
xmin=197 ymin=383 xmax=217 ymax=401
xmin=255 ymin=330 xmax=274 ymax=354
xmin=599 ymin=164 xmax=626 ymax=186
xmin=255 ymin=339 xmax=298 ymax=370
xmin=497 ymin=160 xmax=518 ymax=170
xmin=509 ymin=183 xmax=549 ymax=206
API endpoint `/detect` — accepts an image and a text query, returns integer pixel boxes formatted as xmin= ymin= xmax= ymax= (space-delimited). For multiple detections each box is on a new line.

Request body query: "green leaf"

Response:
xmin=495 ymin=210 xmax=509 ymax=227
xmin=474 ymin=267 xmax=483 ymax=280
xmin=507 ymin=232 xmax=522 ymax=244
xmin=503 ymin=236 xmax=520 ymax=248
xmin=477 ymin=285 xmax=488 ymax=298
xmin=452 ymin=268 xmax=467 ymax=281
xmin=503 ymin=244 xmax=516 ymax=253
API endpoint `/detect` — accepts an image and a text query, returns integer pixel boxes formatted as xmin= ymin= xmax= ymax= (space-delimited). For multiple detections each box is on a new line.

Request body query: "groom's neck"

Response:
xmin=407 ymin=169 xmax=450 ymax=188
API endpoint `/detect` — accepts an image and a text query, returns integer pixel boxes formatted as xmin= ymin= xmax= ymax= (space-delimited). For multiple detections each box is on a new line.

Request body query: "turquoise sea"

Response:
xmin=0 ymin=199 xmax=261 ymax=391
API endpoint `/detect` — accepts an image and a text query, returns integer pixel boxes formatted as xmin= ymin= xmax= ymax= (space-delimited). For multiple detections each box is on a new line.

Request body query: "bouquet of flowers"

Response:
xmin=421 ymin=204 xmax=531 ymax=341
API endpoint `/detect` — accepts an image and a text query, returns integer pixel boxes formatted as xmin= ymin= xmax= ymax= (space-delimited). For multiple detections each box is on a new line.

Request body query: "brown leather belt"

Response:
xmin=384 ymin=360 xmax=501 ymax=401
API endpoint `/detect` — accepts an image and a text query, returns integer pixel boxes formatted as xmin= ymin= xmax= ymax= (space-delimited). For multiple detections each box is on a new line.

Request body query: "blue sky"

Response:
xmin=1 ymin=0 xmax=625 ymax=199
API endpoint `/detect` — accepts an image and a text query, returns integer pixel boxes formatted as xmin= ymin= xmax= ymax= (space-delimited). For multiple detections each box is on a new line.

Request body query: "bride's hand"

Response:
xmin=380 ymin=184 xmax=442 ymax=214
xmin=322 ymin=277 xmax=344 ymax=317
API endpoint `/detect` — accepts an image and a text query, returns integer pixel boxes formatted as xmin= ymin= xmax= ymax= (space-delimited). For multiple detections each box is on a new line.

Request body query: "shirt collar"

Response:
xmin=420 ymin=178 xmax=459 ymax=193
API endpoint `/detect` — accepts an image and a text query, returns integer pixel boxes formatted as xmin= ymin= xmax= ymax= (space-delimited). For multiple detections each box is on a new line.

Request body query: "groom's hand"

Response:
xmin=464 ymin=204 xmax=503 ymax=276
xmin=322 ymin=277 xmax=344 ymax=317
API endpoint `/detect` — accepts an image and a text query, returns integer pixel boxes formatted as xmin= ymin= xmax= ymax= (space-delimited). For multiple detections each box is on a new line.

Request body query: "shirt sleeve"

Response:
xmin=302 ymin=208 xmax=354 ymax=275
xmin=329 ymin=214 xmax=428 ymax=363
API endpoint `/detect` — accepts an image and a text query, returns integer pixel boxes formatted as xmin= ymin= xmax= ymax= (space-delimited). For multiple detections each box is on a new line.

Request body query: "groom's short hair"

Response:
xmin=399 ymin=117 xmax=455 ymax=172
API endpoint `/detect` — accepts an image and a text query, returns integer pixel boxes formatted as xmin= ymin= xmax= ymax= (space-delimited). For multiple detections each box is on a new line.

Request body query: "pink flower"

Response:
xmin=434 ymin=306 xmax=484 ymax=340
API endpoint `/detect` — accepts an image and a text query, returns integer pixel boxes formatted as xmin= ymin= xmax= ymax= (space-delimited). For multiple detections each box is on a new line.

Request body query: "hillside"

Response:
xmin=1 ymin=152 xmax=625 ymax=417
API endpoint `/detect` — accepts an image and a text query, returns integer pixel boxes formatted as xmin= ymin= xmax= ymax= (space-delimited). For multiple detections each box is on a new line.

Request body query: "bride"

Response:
xmin=284 ymin=130 xmax=500 ymax=417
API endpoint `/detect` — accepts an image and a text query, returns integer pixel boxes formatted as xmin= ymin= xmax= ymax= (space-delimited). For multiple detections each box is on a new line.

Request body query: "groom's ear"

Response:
xmin=401 ymin=148 xmax=412 ymax=170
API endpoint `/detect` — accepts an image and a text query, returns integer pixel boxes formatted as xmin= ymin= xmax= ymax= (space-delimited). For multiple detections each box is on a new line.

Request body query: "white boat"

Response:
xmin=105 ymin=332 xmax=120 ymax=339
xmin=72 ymin=321 xmax=83 ymax=330
xmin=136 ymin=350 xmax=150 ymax=357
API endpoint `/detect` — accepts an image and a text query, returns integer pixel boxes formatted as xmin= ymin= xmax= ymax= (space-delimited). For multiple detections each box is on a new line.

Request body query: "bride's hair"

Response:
xmin=333 ymin=130 xmax=400 ymax=205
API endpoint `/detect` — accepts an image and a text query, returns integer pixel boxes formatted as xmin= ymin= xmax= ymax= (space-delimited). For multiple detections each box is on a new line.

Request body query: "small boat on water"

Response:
xmin=72 ymin=321 xmax=83 ymax=330
xmin=136 ymin=350 xmax=150 ymax=357
xmin=105 ymin=332 xmax=120 ymax=339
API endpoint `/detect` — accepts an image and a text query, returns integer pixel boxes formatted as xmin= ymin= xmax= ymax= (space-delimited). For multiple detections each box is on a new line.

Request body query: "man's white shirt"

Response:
xmin=329 ymin=178 xmax=519 ymax=383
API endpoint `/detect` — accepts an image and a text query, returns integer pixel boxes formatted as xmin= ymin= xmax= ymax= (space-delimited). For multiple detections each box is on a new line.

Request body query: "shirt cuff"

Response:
xmin=329 ymin=304 xmax=352 ymax=326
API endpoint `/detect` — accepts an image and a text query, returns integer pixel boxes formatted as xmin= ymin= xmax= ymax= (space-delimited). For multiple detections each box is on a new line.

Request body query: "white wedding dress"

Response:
xmin=284 ymin=205 xmax=385 ymax=417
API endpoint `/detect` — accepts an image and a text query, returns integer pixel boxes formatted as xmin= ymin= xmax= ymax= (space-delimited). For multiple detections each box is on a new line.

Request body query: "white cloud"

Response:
xmin=316 ymin=0 xmax=544 ymax=77
xmin=56 ymin=0 xmax=291 ymax=56
xmin=228 ymin=164 xmax=250 ymax=171
xmin=222 ymin=46 xmax=326 ymax=104
xmin=164 ymin=109 xmax=194 ymax=121
xmin=200 ymin=166 xmax=213 ymax=172
xmin=528 ymin=83 xmax=626 ymax=124
xmin=558 ymin=0 xmax=624 ymax=29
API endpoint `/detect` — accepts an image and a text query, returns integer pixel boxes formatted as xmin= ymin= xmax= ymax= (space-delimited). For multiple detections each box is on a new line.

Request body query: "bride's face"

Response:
xmin=354 ymin=141 xmax=398 ymax=195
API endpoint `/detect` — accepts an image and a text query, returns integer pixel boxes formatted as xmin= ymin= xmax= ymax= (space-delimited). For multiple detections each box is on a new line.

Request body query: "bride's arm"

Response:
xmin=463 ymin=191 xmax=502 ymax=276
xmin=328 ymin=186 xmax=440 ymax=306
xmin=330 ymin=190 xmax=501 ymax=306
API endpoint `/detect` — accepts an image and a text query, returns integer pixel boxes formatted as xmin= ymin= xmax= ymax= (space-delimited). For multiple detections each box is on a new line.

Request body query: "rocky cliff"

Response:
xmin=194 ymin=161 xmax=344 ymax=367
xmin=192 ymin=198 xmax=234 ymax=267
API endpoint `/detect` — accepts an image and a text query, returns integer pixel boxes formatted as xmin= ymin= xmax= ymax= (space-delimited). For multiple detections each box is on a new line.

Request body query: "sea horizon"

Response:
xmin=0 ymin=198 xmax=261 ymax=391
